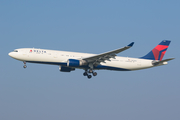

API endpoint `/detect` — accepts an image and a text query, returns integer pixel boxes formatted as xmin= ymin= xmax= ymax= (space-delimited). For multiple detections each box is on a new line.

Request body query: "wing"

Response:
xmin=82 ymin=42 xmax=134 ymax=66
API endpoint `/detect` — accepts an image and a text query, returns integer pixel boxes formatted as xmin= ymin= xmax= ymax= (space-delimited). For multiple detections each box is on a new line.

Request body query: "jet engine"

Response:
xmin=67 ymin=59 xmax=87 ymax=67
xmin=59 ymin=66 xmax=75 ymax=72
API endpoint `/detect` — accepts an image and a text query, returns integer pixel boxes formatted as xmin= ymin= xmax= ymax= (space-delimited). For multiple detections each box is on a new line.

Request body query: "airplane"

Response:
xmin=8 ymin=40 xmax=174 ymax=79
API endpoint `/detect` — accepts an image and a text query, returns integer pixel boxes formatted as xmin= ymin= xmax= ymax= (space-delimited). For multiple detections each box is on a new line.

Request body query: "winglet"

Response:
xmin=127 ymin=42 xmax=134 ymax=47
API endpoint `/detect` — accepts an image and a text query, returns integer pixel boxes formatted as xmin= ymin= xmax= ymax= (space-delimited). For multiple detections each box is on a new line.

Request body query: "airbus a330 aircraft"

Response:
xmin=9 ymin=40 xmax=174 ymax=79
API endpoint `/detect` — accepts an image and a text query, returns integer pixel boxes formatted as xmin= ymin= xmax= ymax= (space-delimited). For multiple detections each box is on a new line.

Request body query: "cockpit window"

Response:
xmin=13 ymin=50 xmax=18 ymax=52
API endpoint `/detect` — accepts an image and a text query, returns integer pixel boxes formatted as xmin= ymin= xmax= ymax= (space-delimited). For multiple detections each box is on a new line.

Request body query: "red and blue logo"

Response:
xmin=152 ymin=45 xmax=168 ymax=61
xmin=141 ymin=40 xmax=171 ymax=61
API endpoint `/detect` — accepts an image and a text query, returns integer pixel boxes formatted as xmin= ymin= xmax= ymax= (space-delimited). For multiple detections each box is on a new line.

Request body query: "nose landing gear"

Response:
xmin=23 ymin=61 xmax=27 ymax=68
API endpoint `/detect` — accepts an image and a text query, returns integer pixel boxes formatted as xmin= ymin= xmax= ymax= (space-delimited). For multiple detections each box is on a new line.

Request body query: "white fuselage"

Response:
xmin=8 ymin=48 xmax=158 ymax=71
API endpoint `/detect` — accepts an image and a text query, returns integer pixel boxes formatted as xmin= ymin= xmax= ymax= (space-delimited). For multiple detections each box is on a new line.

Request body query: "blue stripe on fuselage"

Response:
xmin=95 ymin=65 xmax=130 ymax=71
xmin=26 ymin=61 xmax=67 ymax=66
xmin=26 ymin=61 xmax=130 ymax=71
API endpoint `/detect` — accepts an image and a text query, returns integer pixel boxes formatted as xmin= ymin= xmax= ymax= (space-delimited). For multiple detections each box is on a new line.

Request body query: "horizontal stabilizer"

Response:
xmin=152 ymin=58 xmax=175 ymax=66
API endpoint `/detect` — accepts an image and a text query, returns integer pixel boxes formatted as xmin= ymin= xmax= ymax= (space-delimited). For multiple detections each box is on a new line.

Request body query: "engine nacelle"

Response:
xmin=59 ymin=66 xmax=75 ymax=72
xmin=67 ymin=59 xmax=87 ymax=67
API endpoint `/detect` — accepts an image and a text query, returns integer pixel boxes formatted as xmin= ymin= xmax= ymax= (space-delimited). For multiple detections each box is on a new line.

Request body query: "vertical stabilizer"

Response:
xmin=141 ymin=40 xmax=171 ymax=61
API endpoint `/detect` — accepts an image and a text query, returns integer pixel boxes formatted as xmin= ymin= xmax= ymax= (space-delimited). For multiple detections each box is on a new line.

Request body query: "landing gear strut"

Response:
xmin=23 ymin=61 xmax=27 ymax=68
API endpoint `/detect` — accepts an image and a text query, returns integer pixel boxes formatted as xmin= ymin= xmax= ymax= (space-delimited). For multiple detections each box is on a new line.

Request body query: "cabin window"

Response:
xmin=13 ymin=50 xmax=18 ymax=52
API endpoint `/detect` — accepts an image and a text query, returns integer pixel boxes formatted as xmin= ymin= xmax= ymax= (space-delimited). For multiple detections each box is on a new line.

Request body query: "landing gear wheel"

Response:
xmin=83 ymin=68 xmax=97 ymax=79
xmin=23 ymin=61 xmax=27 ymax=69
xmin=87 ymin=75 xmax=92 ymax=79
xmin=23 ymin=65 xmax=27 ymax=68
xmin=93 ymin=72 xmax=97 ymax=76
xmin=83 ymin=72 xmax=88 ymax=76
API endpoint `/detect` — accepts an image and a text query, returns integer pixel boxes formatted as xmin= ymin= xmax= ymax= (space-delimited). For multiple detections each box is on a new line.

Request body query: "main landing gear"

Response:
xmin=23 ymin=61 xmax=27 ymax=68
xmin=83 ymin=69 xmax=97 ymax=79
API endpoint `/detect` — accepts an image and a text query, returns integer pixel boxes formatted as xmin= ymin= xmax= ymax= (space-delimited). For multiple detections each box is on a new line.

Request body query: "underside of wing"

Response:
xmin=82 ymin=42 xmax=134 ymax=66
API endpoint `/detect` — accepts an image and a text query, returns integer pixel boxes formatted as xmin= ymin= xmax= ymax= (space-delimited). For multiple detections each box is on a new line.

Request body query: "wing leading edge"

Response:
xmin=81 ymin=42 xmax=134 ymax=66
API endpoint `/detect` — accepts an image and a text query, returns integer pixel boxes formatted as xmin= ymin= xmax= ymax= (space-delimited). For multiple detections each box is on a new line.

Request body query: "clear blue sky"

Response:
xmin=0 ymin=0 xmax=179 ymax=120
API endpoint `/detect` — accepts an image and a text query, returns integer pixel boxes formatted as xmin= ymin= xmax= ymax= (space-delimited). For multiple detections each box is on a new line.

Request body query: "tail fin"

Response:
xmin=141 ymin=40 xmax=171 ymax=61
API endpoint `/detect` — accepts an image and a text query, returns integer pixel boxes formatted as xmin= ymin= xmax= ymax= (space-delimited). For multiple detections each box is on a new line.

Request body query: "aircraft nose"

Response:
xmin=8 ymin=52 xmax=13 ymax=57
